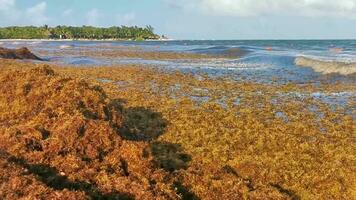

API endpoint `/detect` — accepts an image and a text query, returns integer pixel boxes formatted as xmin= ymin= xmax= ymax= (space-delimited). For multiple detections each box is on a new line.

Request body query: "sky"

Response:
xmin=0 ymin=0 xmax=356 ymax=39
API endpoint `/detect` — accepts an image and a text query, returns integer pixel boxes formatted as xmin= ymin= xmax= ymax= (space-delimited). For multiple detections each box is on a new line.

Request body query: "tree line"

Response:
xmin=0 ymin=25 xmax=160 ymax=40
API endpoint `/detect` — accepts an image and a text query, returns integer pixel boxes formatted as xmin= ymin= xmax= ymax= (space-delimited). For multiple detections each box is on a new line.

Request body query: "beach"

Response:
xmin=0 ymin=41 xmax=355 ymax=199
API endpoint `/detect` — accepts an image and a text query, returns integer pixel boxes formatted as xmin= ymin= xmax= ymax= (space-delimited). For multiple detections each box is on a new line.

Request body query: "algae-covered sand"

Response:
xmin=0 ymin=59 xmax=355 ymax=200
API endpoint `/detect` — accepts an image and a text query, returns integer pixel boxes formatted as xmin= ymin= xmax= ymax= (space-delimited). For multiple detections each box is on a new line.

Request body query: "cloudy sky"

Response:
xmin=0 ymin=0 xmax=355 ymax=39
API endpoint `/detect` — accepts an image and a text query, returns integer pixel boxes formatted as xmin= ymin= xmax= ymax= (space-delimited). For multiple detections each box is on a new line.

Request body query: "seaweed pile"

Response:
xmin=0 ymin=65 xmax=182 ymax=199
xmin=0 ymin=47 xmax=42 ymax=60
xmin=0 ymin=60 xmax=355 ymax=200
xmin=55 ymin=63 xmax=355 ymax=200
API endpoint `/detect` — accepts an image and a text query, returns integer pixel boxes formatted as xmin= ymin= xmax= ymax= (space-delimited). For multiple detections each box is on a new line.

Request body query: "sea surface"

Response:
xmin=0 ymin=40 xmax=355 ymax=109
xmin=1 ymin=40 xmax=355 ymax=83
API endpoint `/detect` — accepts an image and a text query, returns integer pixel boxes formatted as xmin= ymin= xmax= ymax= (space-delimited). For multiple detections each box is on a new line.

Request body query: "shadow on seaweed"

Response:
xmin=222 ymin=165 xmax=255 ymax=191
xmin=270 ymin=183 xmax=300 ymax=200
xmin=119 ymin=107 xmax=168 ymax=141
xmin=108 ymin=99 xmax=168 ymax=141
xmin=104 ymin=100 xmax=197 ymax=197
xmin=222 ymin=164 xmax=300 ymax=199
xmin=172 ymin=181 xmax=200 ymax=200
xmin=107 ymin=100 xmax=191 ymax=171
xmin=144 ymin=142 xmax=192 ymax=172
xmin=4 ymin=152 xmax=134 ymax=200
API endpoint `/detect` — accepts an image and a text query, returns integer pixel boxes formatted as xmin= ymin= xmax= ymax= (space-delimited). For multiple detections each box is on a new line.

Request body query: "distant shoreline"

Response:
xmin=0 ymin=38 xmax=173 ymax=42
xmin=0 ymin=25 xmax=162 ymax=41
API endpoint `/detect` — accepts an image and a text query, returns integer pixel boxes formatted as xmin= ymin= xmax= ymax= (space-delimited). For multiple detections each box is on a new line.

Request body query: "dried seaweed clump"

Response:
xmin=0 ymin=47 xmax=42 ymax=60
xmin=0 ymin=65 xmax=176 ymax=199
xmin=0 ymin=65 xmax=122 ymax=159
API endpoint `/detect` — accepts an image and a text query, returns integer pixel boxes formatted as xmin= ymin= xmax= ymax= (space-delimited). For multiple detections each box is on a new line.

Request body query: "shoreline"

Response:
xmin=2 ymin=38 xmax=356 ymax=42
xmin=0 ymin=38 xmax=174 ymax=42
xmin=1 ymin=41 xmax=355 ymax=77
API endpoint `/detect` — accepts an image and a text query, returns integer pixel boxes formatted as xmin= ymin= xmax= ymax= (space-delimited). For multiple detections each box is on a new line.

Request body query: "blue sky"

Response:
xmin=0 ymin=0 xmax=356 ymax=39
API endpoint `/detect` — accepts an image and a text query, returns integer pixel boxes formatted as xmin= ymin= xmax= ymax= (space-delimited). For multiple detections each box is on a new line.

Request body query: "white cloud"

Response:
xmin=168 ymin=0 xmax=356 ymax=18
xmin=86 ymin=9 xmax=100 ymax=26
xmin=0 ymin=0 xmax=49 ymax=26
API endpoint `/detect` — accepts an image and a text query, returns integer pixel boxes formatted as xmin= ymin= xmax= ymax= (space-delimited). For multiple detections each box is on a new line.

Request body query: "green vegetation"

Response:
xmin=0 ymin=25 xmax=159 ymax=40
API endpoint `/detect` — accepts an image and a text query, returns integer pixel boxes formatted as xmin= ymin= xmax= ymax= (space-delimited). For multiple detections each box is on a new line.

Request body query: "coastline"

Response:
xmin=0 ymin=38 xmax=174 ymax=42
xmin=2 ymin=1 xmax=355 ymax=198
xmin=0 ymin=39 xmax=355 ymax=199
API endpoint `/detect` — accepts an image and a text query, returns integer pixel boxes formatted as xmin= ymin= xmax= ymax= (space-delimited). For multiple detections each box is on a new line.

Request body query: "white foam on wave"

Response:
xmin=59 ymin=45 xmax=74 ymax=49
xmin=29 ymin=41 xmax=43 ymax=45
xmin=186 ymin=62 xmax=268 ymax=69
xmin=172 ymin=57 xmax=271 ymax=69
xmin=295 ymin=57 xmax=356 ymax=75
xmin=107 ymin=57 xmax=270 ymax=70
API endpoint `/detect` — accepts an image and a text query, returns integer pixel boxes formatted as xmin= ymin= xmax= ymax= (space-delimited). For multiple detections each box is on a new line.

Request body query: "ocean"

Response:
xmin=0 ymin=40 xmax=355 ymax=84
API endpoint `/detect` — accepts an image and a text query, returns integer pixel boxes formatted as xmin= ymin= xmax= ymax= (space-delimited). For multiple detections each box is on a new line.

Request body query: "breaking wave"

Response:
xmin=295 ymin=57 xmax=356 ymax=75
